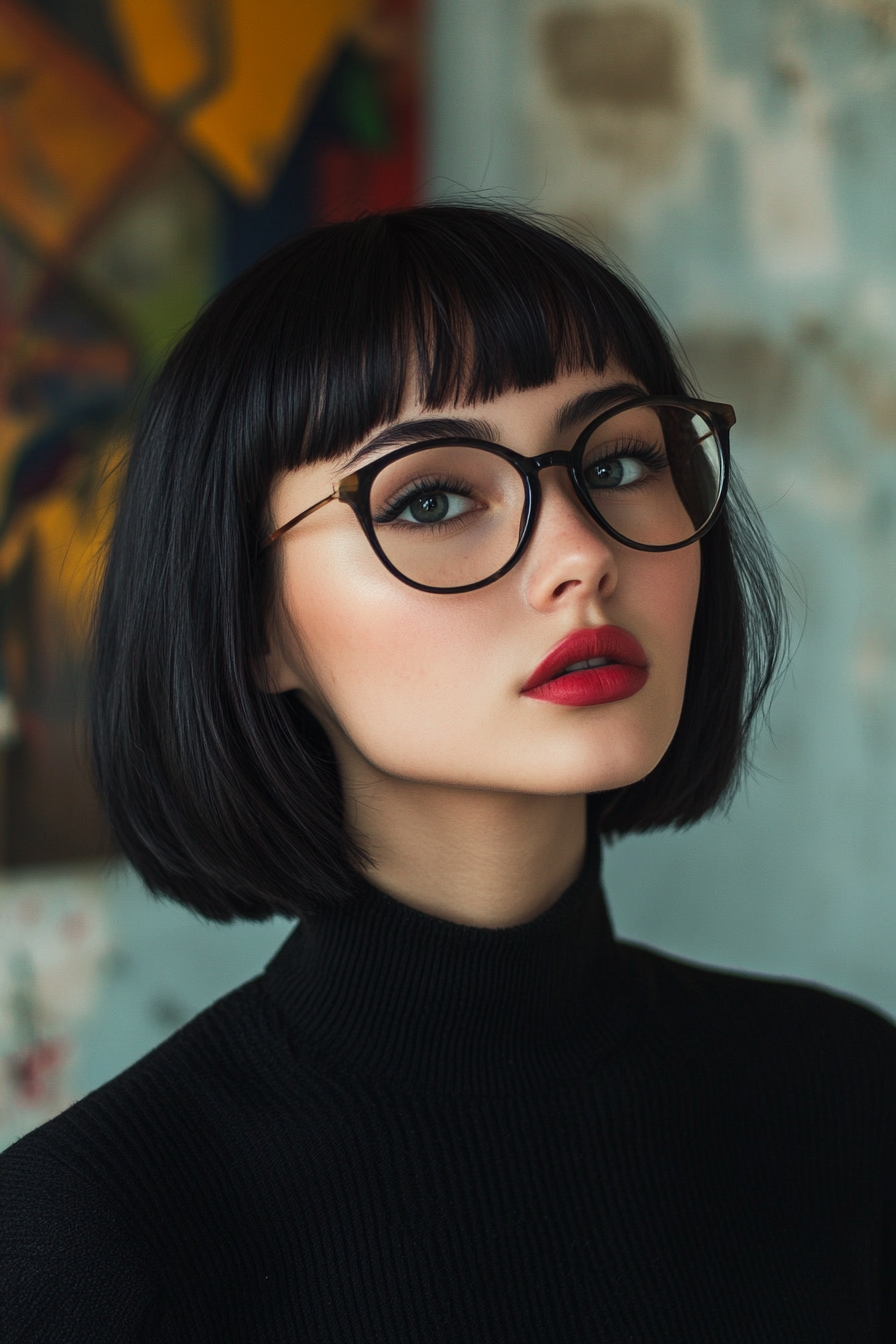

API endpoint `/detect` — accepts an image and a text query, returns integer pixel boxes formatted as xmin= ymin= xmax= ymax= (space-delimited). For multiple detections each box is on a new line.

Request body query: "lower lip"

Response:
xmin=522 ymin=663 xmax=649 ymax=707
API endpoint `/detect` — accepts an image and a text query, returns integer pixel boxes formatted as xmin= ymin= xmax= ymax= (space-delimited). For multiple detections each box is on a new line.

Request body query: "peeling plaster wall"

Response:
xmin=0 ymin=863 xmax=291 ymax=1150
xmin=524 ymin=0 xmax=896 ymax=1011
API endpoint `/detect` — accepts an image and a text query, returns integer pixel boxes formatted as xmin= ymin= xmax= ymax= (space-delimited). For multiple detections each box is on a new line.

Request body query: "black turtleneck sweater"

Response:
xmin=2 ymin=848 xmax=896 ymax=1341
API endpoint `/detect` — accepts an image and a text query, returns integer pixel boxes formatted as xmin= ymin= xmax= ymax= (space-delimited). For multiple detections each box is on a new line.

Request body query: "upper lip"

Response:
xmin=521 ymin=625 xmax=648 ymax=692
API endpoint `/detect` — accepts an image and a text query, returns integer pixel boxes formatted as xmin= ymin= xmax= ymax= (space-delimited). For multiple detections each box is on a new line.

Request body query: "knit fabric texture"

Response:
xmin=2 ymin=846 xmax=896 ymax=1342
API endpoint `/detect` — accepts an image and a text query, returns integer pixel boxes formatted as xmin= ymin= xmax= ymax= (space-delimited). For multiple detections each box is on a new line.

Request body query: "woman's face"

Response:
xmin=265 ymin=367 xmax=701 ymax=797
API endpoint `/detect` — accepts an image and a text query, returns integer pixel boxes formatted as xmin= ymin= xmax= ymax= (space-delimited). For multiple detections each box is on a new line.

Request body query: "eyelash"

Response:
xmin=370 ymin=438 xmax=669 ymax=525
xmin=590 ymin=437 xmax=669 ymax=474
xmin=374 ymin=475 xmax=477 ymax=525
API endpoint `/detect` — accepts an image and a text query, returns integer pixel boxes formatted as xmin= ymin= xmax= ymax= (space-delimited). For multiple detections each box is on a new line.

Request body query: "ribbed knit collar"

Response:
xmin=263 ymin=841 xmax=636 ymax=1094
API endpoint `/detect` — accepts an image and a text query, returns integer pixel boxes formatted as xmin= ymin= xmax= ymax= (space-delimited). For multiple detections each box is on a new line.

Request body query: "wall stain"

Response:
xmin=540 ymin=6 xmax=685 ymax=111
xmin=534 ymin=3 xmax=692 ymax=178
xmin=795 ymin=314 xmax=896 ymax=439
xmin=681 ymin=328 xmax=799 ymax=437
xmin=826 ymin=0 xmax=896 ymax=42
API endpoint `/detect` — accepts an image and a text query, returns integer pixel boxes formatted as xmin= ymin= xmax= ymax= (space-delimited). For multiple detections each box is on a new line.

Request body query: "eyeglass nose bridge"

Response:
xmin=515 ymin=447 xmax=605 ymax=550
xmin=523 ymin=448 xmax=575 ymax=476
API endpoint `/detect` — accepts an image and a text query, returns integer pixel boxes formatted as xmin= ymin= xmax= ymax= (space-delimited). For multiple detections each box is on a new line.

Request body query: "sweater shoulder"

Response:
xmin=0 ymin=975 xmax=291 ymax=1202
xmin=0 ymin=1132 xmax=159 ymax=1343
xmin=622 ymin=940 xmax=896 ymax=1090
xmin=0 ymin=977 xmax=294 ymax=1342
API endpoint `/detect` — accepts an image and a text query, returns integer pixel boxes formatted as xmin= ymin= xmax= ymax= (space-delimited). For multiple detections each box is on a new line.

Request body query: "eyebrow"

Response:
xmin=340 ymin=380 xmax=648 ymax=472
xmin=551 ymin=381 xmax=648 ymax=434
xmin=342 ymin=416 xmax=499 ymax=470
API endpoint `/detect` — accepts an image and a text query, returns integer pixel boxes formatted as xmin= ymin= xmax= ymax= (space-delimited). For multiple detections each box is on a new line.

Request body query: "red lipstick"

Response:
xmin=521 ymin=625 xmax=649 ymax=707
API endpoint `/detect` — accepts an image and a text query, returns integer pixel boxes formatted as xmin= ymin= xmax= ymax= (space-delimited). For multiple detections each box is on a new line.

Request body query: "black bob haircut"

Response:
xmin=91 ymin=204 xmax=786 ymax=922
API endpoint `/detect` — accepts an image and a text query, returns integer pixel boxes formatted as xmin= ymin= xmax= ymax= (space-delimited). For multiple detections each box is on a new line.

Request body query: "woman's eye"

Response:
xmin=584 ymin=456 xmax=648 ymax=490
xmin=394 ymin=489 xmax=476 ymax=524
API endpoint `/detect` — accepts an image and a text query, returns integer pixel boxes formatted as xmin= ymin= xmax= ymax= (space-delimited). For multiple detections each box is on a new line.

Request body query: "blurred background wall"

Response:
xmin=2 ymin=0 xmax=896 ymax=1149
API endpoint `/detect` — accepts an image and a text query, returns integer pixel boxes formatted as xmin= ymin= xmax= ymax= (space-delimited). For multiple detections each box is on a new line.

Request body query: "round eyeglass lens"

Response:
xmin=368 ymin=444 xmax=526 ymax=589
xmin=577 ymin=402 xmax=723 ymax=548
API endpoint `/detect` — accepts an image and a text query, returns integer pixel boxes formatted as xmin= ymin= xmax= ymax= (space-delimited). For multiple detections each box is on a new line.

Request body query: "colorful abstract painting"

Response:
xmin=0 ymin=0 xmax=423 ymax=869
xmin=0 ymin=0 xmax=159 ymax=259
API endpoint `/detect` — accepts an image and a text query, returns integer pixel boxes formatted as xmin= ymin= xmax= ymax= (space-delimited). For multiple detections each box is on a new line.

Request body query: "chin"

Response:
xmin=476 ymin=750 xmax=666 ymax=797
xmin=512 ymin=726 xmax=675 ymax=796
xmin=344 ymin=705 xmax=679 ymax=797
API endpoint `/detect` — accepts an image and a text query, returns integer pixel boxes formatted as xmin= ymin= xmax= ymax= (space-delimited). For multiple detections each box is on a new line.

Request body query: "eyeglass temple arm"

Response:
xmin=261 ymin=489 xmax=338 ymax=550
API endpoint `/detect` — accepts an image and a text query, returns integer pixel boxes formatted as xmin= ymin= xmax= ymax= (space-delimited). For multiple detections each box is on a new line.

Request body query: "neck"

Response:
xmin=338 ymin=761 xmax=587 ymax=928
xmin=265 ymin=825 xmax=621 ymax=1091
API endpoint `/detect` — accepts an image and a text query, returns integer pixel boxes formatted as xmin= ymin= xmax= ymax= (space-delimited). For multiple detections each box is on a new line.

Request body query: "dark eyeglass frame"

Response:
xmin=261 ymin=395 xmax=735 ymax=594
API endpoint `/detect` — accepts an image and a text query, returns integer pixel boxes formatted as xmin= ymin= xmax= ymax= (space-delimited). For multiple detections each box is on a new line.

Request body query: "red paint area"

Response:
xmin=9 ymin=1037 xmax=68 ymax=1106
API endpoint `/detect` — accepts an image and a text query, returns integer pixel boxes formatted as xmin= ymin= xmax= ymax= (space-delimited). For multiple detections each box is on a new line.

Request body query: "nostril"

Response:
xmin=552 ymin=579 xmax=581 ymax=599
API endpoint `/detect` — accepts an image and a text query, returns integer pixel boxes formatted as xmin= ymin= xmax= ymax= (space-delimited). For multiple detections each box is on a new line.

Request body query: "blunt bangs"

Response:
xmin=90 ymin=205 xmax=786 ymax=921
xmin=199 ymin=205 xmax=688 ymax=480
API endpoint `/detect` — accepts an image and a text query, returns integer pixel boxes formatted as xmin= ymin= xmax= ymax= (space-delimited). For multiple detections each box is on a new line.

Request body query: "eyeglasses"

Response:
xmin=261 ymin=396 xmax=734 ymax=594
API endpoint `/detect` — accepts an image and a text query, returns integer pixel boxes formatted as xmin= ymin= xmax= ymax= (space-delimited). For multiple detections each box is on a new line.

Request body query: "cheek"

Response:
xmin=281 ymin=535 xmax=497 ymax=760
xmin=631 ymin=545 xmax=701 ymax=701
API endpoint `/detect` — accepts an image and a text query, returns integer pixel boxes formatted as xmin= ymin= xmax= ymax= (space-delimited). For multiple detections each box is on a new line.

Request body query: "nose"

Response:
xmin=519 ymin=465 xmax=619 ymax=611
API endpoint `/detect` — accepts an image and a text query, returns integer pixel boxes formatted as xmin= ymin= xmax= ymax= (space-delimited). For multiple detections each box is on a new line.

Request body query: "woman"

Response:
xmin=2 ymin=205 xmax=894 ymax=1341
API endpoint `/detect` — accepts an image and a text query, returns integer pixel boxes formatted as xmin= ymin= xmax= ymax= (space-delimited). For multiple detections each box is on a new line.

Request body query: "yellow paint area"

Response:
xmin=109 ymin=0 xmax=369 ymax=200
xmin=0 ymin=442 xmax=124 ymax=647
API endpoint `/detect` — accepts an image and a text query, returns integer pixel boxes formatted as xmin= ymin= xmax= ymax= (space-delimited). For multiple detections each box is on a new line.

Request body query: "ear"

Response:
xmin=256 ymin=615 xmax=304 ymax=694
xmin=257 ymin=649 xmax=299 ymax=694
